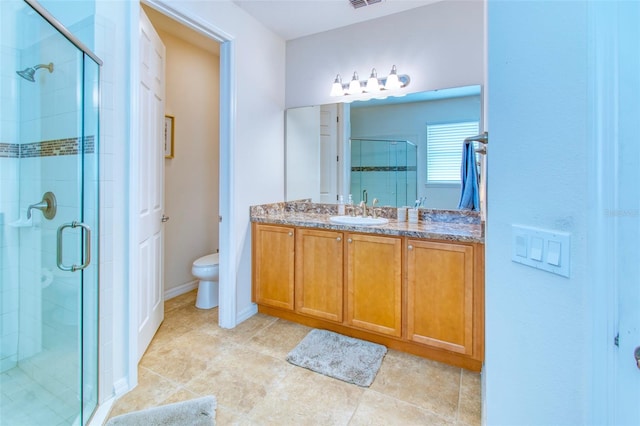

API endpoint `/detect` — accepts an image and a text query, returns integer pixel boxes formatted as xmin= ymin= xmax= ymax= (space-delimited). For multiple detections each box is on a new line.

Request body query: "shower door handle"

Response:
xmin=57 ymin=221 xmax=91 ymax=272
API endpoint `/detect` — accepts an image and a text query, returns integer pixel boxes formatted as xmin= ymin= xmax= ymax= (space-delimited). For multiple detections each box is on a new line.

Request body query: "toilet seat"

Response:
xmin=192 ymin=253 xmax=219 ymax=277
xmin=193 ymin=253 xmax=219 ymax=267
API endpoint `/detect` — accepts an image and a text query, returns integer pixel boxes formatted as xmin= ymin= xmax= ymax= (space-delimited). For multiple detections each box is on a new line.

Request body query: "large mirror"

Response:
xmin=285 ymin=85 xmax=482 ymax=209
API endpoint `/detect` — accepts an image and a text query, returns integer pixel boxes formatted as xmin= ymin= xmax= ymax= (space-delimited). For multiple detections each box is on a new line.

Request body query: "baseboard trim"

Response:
xmin=112 ymin=377 xmax=129 ymax=396
xmin=236 ymin=303 xmax=258 ymax=325
xmin=164 ymin=280 xmax=198 ymax=301
xmin=89 ymin=396 xmax=115 ymax=426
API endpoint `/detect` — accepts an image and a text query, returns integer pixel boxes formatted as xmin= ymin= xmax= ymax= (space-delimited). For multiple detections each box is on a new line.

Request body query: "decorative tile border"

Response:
xmin=0 ymin=136 xmax=95 ymax=159
xmin=0 ymin=143 xmax=20 ymax=158
xmin=351 ymin=166 xmax=417 ymax=172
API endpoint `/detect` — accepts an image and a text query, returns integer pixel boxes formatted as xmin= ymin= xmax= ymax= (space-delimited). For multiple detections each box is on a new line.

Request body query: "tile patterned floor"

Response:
xmin=108 ymin=290 xmax=481 ymax=425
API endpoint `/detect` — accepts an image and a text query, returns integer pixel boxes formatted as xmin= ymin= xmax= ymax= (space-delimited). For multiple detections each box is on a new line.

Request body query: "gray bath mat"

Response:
xmin=106 ymin=395 xmax=216 ymax=426
xmin=286 ymin=329 xmax=387 ymax=387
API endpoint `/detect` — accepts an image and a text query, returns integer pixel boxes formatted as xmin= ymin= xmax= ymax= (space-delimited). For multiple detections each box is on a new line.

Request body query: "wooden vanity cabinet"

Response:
xmin=295 ymin=228 xmax=344 ymax=322
xmin=252 ymin=223 xmax=295 ymax=310
xmin=346 ymin=233 xmax=402 ymax=337
xmin=406 ymin=239 xmax=484 ymax=360
xmin=252 ymin=222 xmax=484 ymax=371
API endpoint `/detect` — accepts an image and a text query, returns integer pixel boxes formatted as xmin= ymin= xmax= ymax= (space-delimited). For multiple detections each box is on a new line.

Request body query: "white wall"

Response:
xmin=285 ymin=0 xmax=484 ymax=109
xmin=158 ymin=29 xmax=220 ymax=296
xmin=485 ymin=1 xmax=589 ymax=424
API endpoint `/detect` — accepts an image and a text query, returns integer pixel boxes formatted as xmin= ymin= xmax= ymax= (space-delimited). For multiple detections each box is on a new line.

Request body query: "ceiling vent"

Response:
xmin=349 ymin=0 xmax=383 ymax=9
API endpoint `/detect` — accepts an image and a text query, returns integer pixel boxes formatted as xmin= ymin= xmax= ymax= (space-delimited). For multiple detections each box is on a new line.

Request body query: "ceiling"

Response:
xmin=143 ymin=0 xmax=441 ymax=55
xmin=233 ymin=0 xmax=441 ymax=40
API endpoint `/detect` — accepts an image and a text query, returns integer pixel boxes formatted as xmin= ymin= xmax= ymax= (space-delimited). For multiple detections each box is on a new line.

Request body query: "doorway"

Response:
xmin=141 ymin=4 xmax=221 ymax=302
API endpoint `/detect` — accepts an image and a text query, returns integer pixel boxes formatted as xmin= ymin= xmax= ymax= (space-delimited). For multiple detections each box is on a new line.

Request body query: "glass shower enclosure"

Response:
xmin=0 ymin=0 xmax=100 ymax=424
xmin=350 ymin=138 xmax=418 ymax=207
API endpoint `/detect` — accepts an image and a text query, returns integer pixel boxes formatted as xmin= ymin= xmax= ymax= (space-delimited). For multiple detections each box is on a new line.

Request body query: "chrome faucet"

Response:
xmin=359 ymin=198 xmax=379 ymax=218
xmin=359 ymin=200 xmax=367 ymax=217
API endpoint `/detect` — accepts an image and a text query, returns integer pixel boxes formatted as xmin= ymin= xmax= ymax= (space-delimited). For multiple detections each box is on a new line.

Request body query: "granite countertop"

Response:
xmin=250 ymin=201 xmax=484 ymax=244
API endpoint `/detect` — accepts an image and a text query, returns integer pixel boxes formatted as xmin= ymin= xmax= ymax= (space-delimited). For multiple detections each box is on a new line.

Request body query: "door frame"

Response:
xmin=587 ymin=1 xmax=630 ymax=424
xmin=128 ymin=0 xmax=236 ymax=386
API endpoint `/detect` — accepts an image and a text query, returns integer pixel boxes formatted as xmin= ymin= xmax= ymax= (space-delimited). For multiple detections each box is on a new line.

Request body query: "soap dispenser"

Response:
xmin=337 ymin=195 xmax=345 ymax=215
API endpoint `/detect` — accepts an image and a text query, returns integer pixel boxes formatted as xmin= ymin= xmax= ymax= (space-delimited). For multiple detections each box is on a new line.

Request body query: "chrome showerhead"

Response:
xmin=16 ymin=62 xmax=54 ymax=82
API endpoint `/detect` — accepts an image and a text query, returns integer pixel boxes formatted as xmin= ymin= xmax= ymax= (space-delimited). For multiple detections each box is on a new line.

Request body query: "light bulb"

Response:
xmin=347 ymin=71 xmax=362 ymax=95
xmin=365 ymin=68 xmax=380 ymax=93
xmin=330 ymin=74 xmax=344 ymax=97
xmin=384 ymin=65 xmax=401 ymax=90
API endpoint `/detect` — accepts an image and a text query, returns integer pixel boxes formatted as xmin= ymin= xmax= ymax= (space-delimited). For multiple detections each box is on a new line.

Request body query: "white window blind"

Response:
xmin=426 ymin=121 xmax=479 ymax=183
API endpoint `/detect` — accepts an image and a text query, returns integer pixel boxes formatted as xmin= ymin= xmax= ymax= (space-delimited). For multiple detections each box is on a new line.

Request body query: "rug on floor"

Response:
xmin=286 ymin=329 xmax=387 ymax=387
xmin=105 ymin=395 xmax=216 ymax=426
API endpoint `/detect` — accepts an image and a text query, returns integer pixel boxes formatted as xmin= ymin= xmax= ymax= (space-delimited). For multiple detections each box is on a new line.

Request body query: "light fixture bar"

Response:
xmin=330 ymin=65 xmax=410 ymax=97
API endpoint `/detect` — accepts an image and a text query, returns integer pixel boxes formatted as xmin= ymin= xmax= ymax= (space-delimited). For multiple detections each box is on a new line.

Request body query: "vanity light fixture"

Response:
xmin=330 ymin=65 xmax=410 ymax=97
xmin=365 ymin=68 xmax=381 ymax=93
xmin=384 ymin=65 xmax=401 ymax=90
xmin=347 ymin=71 xmax=363 ymax=95
xmin=330 ymin=74 xmax=344 ymax=97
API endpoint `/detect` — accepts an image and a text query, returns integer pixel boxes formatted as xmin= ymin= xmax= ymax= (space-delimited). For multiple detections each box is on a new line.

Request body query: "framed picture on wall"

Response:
xmin=164 ymin=115 xmax=174 ymax=158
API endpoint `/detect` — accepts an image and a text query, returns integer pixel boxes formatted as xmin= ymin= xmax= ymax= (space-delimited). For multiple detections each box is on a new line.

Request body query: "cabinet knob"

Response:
xmin=348 ymin=238 xmax=353 ymax=243
xmin=336 ymin=237 xmax=341 ymax=242
xmin=288 ymin=231 xmax=293 ymax=237
xmin=408 ymin=245 xmax=413 ymax=250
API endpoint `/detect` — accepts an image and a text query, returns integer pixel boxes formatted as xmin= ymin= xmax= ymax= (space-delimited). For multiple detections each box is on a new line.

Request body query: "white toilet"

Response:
xmin=192 ymin=253 xmax=219 ymax=309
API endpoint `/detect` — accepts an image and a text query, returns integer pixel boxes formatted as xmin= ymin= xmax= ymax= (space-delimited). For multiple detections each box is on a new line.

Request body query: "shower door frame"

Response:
xmin=21 ymin=0 xmax=103 ymax=424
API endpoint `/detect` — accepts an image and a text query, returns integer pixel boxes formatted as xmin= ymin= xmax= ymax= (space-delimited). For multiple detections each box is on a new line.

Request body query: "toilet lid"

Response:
xmin=194 ymin=253 xmax=219 ymax=266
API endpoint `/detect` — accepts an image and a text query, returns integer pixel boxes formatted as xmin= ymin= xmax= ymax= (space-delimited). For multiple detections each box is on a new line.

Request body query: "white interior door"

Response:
xmin=319 ymin=104 xmax=338 ymax=203
xmin=285 ymin=106 xmax=320 ymax=201
xmin=137 ymin=7 xmax=165 ymax=360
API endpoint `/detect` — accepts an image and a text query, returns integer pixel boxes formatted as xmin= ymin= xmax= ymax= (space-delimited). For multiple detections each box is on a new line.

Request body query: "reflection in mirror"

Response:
xmin=350 ymin=138 xmax=417 ymax=207
xmin=285 ymin=85 xmax=482 ymax=209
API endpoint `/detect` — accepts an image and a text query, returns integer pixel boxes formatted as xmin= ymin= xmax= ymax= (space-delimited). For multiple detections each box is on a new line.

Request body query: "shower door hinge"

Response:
xmin=614 ymin=333 xmax=620 ymax=347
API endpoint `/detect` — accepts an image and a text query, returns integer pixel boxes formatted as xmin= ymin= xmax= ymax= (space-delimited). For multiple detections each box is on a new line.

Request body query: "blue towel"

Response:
xmin=458 ymin=141 xmax=480 ymax=210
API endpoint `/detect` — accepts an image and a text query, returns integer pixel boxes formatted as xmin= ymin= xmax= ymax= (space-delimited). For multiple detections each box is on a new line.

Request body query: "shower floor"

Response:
xmin=0 ymin=364 xmax=78 ymax=425
xmin=0 ymin=305 xmax=81 ymax=425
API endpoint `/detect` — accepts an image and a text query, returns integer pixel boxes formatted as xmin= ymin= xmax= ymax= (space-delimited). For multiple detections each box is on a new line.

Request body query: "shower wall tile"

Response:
xmin=20 ymin=118 xmax=41 ymax=143
xmin=101 ymin=152 xmax=114 ymax=181
xmin=0 ymin=344 xmax=17 ymax=372
xmin=1 ymin=310 xmax=18 ymax=339
xmin=101 ymin=80 xmax=114 ymax=111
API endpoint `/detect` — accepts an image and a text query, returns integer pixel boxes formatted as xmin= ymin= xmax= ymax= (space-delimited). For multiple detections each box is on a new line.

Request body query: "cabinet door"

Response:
xmin=346 ymin=233 xmax=402 ymax=337
xmin=295 ymin=228 xmax=343 ymax=322
xmin=252 ymin=223 xmax=295 ymax=310
xmin=406 ymin=239 xmax=474 ymax=354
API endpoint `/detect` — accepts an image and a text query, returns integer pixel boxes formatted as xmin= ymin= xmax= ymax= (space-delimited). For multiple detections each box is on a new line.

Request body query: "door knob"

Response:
xmin=635 ymin=346 xmax=640 ymax=370
xmin=161 ymin=215 xmax=170 ymax=223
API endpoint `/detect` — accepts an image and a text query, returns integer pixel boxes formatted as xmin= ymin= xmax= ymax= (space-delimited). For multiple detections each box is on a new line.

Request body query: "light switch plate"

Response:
xmin=511 ymin=225 xmax=570 ymax=277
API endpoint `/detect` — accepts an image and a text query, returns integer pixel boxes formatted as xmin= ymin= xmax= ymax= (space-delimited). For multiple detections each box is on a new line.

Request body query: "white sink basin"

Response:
xmin=329 ymin=215 xmax=389 ymax=226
